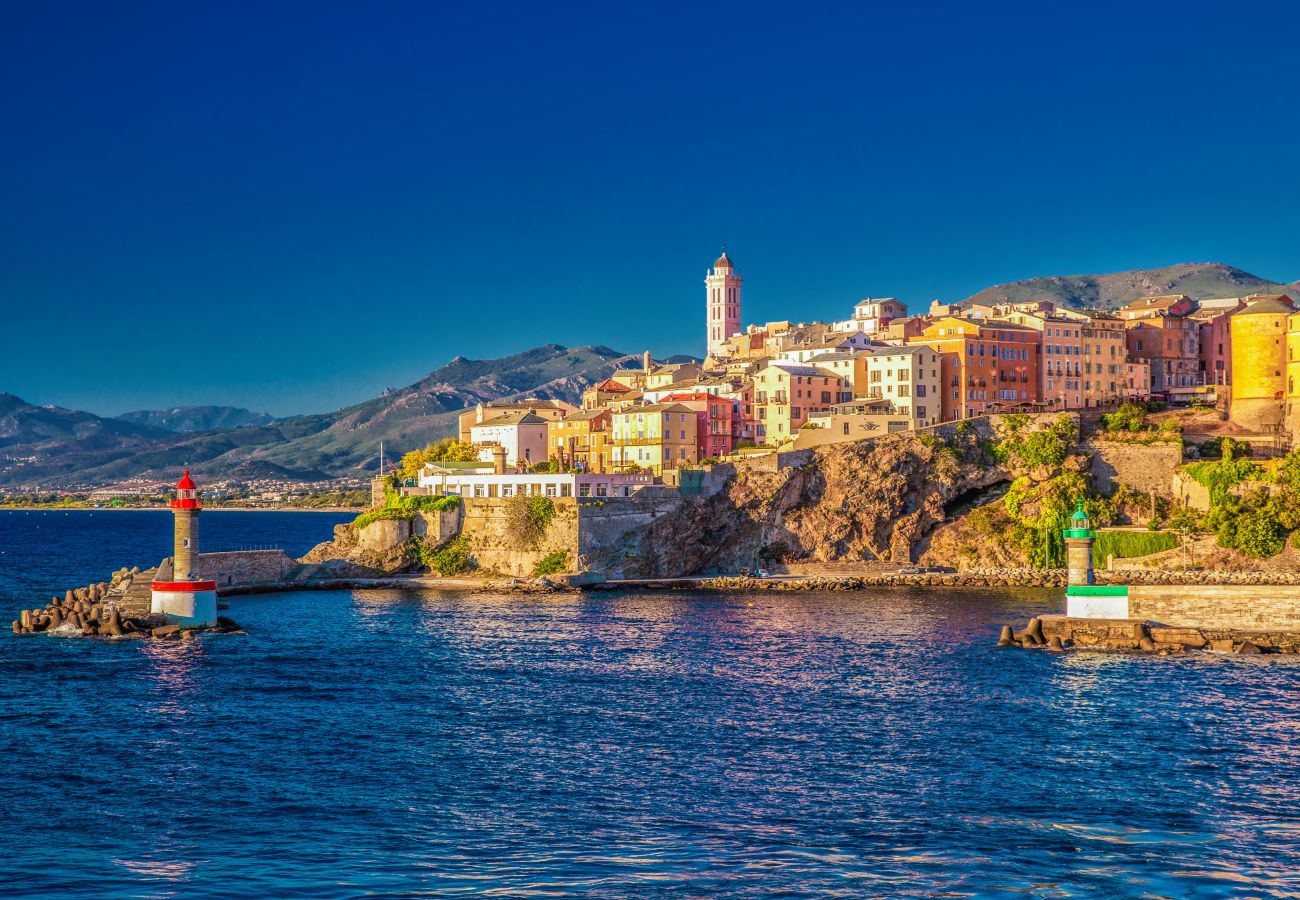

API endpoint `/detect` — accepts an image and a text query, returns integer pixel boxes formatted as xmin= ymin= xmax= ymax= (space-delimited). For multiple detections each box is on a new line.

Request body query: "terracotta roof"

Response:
xmin=473 ymin=411 xmax=548 ymax=427
xmin=713 ymin=251 xmax=734 ymax=269
xmin=1232 ymin=296 xmax=1295 ymax=316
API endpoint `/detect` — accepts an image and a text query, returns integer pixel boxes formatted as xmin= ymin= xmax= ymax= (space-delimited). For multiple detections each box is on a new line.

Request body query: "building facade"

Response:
xmin=751 ymin=363 xmax=846 ymax=445
xmin=911 ymin=318 xmax=1043 ymax=420
xmin=609 ymin=403 xmax=699 ymax=473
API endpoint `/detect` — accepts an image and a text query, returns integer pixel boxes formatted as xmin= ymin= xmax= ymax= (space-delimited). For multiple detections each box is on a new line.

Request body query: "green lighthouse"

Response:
xmin=1062 ymin=499 xmax=1094 ymax=586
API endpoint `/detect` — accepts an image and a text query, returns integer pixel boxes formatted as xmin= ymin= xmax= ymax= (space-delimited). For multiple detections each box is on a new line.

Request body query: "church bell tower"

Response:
xmin=705 ymin=249 xmax=742 ymax=358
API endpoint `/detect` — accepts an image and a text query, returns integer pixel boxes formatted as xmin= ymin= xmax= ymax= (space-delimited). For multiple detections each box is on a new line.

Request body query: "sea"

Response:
xmin=1 ymin=510 xmax=1298 ymax=898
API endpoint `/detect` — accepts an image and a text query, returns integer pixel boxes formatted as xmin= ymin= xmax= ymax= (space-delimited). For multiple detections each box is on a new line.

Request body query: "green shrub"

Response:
xmin=1224 ymin=509 xmax=1284 ymax=558
xmin=425 ymin=536 xmax=473 ymax=575
xmin=1185 ymin=450 xmax=1264 ymax=506
xmin=532 ymin=551 xmax=569 ymax=576
xmin=352 ymin=505 xmax=415 ymax=530
xmin=1102 ymin=402 xmax=1147 ymax=432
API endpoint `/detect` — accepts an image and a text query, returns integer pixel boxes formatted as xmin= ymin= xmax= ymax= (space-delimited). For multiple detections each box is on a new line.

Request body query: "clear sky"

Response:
xmin=3 ymin=1 xmax=1299 ymax=417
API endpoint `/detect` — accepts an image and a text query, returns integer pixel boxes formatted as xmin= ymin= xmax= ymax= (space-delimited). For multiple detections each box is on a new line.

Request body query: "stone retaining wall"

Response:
xmin=1084 ymin=439 xmax=1183 ymax=495
xmin=158 ymin=550 xmax=298 ymax=587
xmin=1128 ymin=584 xmax=1300 ymax=630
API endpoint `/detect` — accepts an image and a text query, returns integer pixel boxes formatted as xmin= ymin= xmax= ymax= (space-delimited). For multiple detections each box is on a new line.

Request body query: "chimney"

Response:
xmin=491 ymin=444 xmax=507 ymax=475
xmin=643 ymin=350 xmax=652 ymax=374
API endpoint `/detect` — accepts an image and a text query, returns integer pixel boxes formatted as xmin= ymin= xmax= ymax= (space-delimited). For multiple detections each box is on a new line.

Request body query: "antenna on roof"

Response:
xmin=379 ymin=441 xmax=385 ymax=476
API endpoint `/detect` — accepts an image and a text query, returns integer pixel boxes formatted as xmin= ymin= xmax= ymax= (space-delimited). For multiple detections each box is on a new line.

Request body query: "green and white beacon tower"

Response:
xmin=1063 ymin=500 xmax=1094 ymax=586
xmin=1063 ymin=499 xmax=1130 ymax=618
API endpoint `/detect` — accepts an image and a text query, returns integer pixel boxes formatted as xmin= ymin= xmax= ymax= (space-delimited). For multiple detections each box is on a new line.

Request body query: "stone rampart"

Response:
xmin=459 ymin=497 xmax=580 ymax=577
xmin=156 ymin=550 xmax=299 ymax=587
xmin=1084 ymin=439 xmax=1183 ymax=495
xmin=1128 ymin=585 xmax=1300 ymax=630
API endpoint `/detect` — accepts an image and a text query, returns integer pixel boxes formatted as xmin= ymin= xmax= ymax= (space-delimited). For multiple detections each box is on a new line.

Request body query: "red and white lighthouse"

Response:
xmin=151 ymin=470 xmax=217 ymax=627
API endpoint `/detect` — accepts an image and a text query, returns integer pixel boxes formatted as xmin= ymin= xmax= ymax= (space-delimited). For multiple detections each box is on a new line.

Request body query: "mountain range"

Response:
xmin=5 ymin=262 xmax=1297 ymax=490
xmin=962 ymin=262 xmax=1298 ymax=311
xmin=115 ymin=406 xmax=279 ymax=433
xmin=0 ymin=345 xmax=641 ymax=489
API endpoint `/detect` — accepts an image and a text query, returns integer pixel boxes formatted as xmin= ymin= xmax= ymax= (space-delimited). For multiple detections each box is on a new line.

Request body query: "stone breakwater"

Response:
xmin=12 ymin=566 xmax=243 ymax=640
xmin=622 ymin=568 xmax=1300 ymax=592
xmin=997 ymin=614 xmax=1300 ymax=655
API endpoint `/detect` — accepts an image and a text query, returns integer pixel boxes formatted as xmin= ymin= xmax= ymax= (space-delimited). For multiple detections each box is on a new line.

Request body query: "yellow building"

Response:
xmin=547 ymin=409 xmax=611 ymax=473
xmin=1228 ymin=295 xmax=1293 ymax=430
xmin=861 ymin=345 xmax=943 ymax=427
xmin=609 ymin=403 xmax=698 ymax=473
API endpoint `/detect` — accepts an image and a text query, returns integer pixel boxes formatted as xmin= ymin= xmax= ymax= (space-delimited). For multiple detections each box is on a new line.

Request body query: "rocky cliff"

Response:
xmin=612 ymin=427 xmax=1006 ymax=577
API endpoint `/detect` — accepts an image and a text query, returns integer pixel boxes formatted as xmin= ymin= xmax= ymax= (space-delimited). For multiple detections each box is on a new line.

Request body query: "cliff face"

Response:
xmin=620 ymin=428 xmax=1005 ymax=577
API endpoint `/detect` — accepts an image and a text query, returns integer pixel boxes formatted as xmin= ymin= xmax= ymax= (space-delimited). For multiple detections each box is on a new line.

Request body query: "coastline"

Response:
xmin=0 ymin=506 xmax=361 ymax=513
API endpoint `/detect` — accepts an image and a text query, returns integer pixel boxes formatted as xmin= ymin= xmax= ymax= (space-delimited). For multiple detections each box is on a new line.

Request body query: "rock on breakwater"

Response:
xmin=996 ymin=614 xmax=1300 ymax=655
xmin=12 ymin=565 xmax=244 ymax=640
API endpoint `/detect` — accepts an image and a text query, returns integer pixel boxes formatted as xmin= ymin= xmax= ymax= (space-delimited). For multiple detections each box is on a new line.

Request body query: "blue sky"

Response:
xmin=3 ymin=1 xmax=1299 ymax=417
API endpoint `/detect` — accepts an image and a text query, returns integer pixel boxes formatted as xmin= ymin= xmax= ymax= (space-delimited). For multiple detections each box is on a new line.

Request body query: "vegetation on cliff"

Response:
xmin=506 ymin=495 xmax=556 ymax=549
xmin=352 ymin=491 xmax=460 ymax=530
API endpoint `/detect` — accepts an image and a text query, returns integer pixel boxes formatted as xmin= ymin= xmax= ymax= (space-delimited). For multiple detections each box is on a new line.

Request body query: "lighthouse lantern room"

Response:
xmin=150 ymin=470 xmax=218 ymax=627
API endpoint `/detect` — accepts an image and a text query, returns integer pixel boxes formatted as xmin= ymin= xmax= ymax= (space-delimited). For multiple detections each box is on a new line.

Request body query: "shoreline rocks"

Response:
xmin=996 ymin=613 xmax=1300 ymax=655
xmin=12 ymin=569 xmax=244 ymax=640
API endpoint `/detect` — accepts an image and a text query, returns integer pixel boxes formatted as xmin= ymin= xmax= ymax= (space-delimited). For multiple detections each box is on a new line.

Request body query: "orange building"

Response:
xmin=547 ymin=409 xmax=611 ymax=473
xmin=910 ymin=317 xmax=1043 ymax=420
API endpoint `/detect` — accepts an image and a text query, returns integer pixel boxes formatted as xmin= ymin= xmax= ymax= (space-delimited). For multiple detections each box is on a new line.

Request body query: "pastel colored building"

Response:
xmin=661 ymin=391 xmax=740 ymax=458
xmin=1227 ymin=295 xmax=1293 ymax=430
xmin=752 ymin=363 xmax=846 ymax=445
xmin=1117 ymin=294 xmax=1196 ymax=322
xmin=910 ymin=317 xmax=1043 ymax=420
xmin=417 ymin=468 xmax=653 ymax=499
xmin=547 ymin=408 xmax=611 ymax=473
xmin=1079 ymin=314 xmax=1129 ymax=408
xmin=1124 ymin=316 xmax=1202 ymax=396
xmin=861 ymin=345 xmax=942 ymax=427
xmin=793 ymin=402 xmax=914 ymax=449
xmin=1124 ymin=359 xmax=1151 ymax=400
xmin=609 ymin=403 xmax=699 ymax=473
xmin=805 ymin=351 xmax=870 ymax=397
xmin=458 ymin=399 xmax=574 ymax=443
xmin=1284 ymin=310 xmax=1300 ymax=437
xmin=774 ymin=332 xmax=873 ymax=365
xmin=832 ymin=297 xmax=907 ymax=335
xmin=1193 ymin=297 xmax=1247 ymax=388
xmin=705 ymin=251 xmax=742 ymax=358
xmin=470 ymin=411 xmax=549 ymax=468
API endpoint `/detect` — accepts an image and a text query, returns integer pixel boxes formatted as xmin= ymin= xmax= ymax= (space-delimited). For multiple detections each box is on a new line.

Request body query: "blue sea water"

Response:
xmin=2 ymin=512 xmax=1300 ymax=898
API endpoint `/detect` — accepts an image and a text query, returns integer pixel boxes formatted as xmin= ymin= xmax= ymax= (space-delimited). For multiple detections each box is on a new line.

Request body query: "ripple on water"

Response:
xmin=2 ymin=580 xmax=1300 ymax=898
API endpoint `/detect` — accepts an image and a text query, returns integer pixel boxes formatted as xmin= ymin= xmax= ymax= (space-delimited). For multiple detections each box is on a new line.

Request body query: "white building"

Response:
xmin=417 ymin=468 xmax=653 ymax=499
xmin=833 ymin=297 xmax=908 ymax=334
xmin=469 ymin=411 xmax=549 ymax=468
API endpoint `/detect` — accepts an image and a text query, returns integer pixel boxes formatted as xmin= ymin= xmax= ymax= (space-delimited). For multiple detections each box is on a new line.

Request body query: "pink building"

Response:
xmin=1193 ymin=298 xmax=1246 ymax=387
xmin=662 ymin=392 xmax=738 ymax=458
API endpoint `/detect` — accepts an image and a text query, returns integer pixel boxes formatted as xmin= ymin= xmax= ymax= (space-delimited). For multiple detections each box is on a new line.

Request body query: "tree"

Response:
xmin=400 ymin=438 xmax=479 ymax=478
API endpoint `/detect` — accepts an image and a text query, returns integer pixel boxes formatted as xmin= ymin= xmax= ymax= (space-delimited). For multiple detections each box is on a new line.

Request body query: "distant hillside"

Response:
xmin=964 ymin=263 xmax=1296 ymax=311
xmin=115 ymin=406 xmax=278 ymax=433
xmin=0 ymin=344 xmax=635 ymax=489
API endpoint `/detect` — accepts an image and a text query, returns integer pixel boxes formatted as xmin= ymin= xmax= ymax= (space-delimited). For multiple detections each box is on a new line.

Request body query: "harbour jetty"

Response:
xmin=998 ymin=501 xmax=1300 ymax=653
